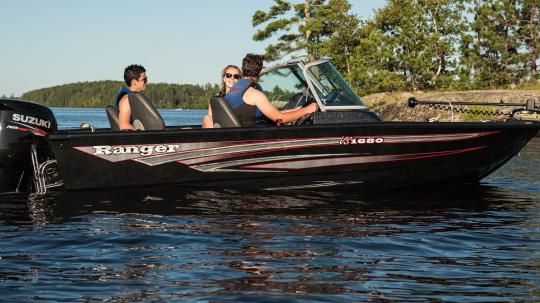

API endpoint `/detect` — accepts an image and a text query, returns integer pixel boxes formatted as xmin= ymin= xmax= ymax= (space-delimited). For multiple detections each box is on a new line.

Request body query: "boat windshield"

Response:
xmin=307 ymin=62 xmax=365 ymax=106
xmin=258 ymin=65 xmax=314 ymax=110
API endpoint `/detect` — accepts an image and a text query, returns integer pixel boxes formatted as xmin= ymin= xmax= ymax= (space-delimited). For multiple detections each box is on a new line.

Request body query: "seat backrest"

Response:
xmin=210 ymin=96 xmax=241 ymax=128
xmin=128 ymin=92 xmax=165 ymax=130
xmin=105 ymin=105 xmax=120 ymax=131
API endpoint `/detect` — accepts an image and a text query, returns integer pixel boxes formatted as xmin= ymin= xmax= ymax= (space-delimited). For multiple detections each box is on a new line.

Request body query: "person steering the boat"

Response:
xmin=202 ymin=64 xmax=242 ymax=128
xmin=114 ymin=64 xmax=148 ymax=130
xmin=226 ymin=54 xmax=318 ymax=126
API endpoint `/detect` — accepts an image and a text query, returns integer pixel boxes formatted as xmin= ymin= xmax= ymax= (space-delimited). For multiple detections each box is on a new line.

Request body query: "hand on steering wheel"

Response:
xmin=289 ymin=101 xmax=318 ymax=126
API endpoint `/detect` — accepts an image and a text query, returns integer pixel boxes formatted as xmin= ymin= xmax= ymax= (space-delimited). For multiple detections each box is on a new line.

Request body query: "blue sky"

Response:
xmin=0 ymin=1 xmax=386 ymax=97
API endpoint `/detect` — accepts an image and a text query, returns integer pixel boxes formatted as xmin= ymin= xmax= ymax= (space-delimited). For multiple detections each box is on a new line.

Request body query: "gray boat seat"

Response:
xmin=105 ymin=106 xmax=120 ymax=131
xmin=210 ymin=96 xmax=241 ymax=128
xmin=128 ymin=92 xmax=165 ymax=130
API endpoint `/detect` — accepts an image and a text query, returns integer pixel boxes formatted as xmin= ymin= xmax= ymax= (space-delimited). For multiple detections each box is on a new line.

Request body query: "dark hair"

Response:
xmin=219 ymin=65 xmax=241 ymax=95
xmin=242 ymin=54 xmax=263 ymax=79
xmin=124 ymin=64 xmax=146 ymax=86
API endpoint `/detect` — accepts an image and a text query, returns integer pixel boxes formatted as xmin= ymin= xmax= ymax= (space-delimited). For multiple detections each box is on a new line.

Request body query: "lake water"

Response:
xmin=50 ymin=107 xmax=208 ymax=129
xmin=0 ymin=108 xmax=539 ymax=302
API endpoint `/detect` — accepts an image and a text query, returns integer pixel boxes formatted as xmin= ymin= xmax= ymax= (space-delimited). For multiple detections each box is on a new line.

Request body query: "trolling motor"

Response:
xmin=407 ymin=97 xmax=540 ymax=122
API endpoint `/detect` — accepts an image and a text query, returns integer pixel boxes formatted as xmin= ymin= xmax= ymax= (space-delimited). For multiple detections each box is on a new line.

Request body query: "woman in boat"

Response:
xmin=202 ymin=65 xmax=242 ymax=128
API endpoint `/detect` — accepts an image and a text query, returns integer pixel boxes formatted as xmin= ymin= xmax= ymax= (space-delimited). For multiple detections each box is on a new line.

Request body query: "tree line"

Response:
xmin=17 ymin=81 xmax=219 ymax=109
xmin=253 ymin=0 xmax=540 ymax=94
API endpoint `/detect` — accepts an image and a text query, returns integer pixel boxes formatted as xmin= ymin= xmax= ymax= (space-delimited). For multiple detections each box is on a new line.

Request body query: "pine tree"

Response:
xmin=520 ymin=0 xmax=540 ymax=81
xmin=348 ymin=20 xmax=406 ymax=94
xmin=351 ymin=0 xmax=466 ymax=92
xmin=318 ymin=0 xmax=361 ymax=80
xmin=252 ymin=0 xmax=332 ymax=62
xmin=462 ymin=0 xmax=527 ymax=88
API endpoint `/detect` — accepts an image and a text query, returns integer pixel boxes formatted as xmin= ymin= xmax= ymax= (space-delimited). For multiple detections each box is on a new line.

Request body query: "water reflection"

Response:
xmin=19 ymin=183 xmax=528 ymax=225
xmin=8 ymin=185 xmax=535 ymax=300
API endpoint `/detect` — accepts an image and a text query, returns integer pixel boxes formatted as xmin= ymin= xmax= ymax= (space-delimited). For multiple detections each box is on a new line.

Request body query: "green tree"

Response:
xmin=20 ymin=81 xmax=219 ymax=109
xmin=318 ymin=0 xmax=361 ymax=80
xmin=350 ymin=0 xmax=466 ymax=93
xmin=460 ymin=0 xmax=528 ymax=88
xmin=252 ymin=0 xmax=333 ymax=62
xmin=348 ymin=21 xmax=406 ymax=94
xmin=520 ymin=0 xmax=540 ymax=81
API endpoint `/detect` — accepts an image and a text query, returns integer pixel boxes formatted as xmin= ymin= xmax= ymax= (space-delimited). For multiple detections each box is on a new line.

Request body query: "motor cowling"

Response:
xmin=0 ymin=99 xmax=57 ymax=192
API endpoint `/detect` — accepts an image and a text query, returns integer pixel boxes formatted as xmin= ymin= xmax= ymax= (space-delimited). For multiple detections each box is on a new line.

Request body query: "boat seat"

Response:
xmin=128 ymin=92 xmax=165 ymax=130
xmin=210 ymin=96 xmax=241 ymax=128
xmin=105 ymin=106 xmax=120 ymax=131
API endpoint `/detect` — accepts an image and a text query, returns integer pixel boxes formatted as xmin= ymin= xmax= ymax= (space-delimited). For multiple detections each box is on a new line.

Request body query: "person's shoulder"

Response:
xmin=244 ymin=86 xmax=267 ymax=104
xmin=245 ymin=86 xmax=262 ymax=95
xmin=119 ymin=94 xmax=129 ymax=105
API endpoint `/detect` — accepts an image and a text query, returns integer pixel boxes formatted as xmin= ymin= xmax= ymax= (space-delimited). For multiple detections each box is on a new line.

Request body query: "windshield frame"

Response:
xmin=260 ymin=59 xmax=367 ymax=112
xmin=303 ymin=59 xmax=367 ymax=111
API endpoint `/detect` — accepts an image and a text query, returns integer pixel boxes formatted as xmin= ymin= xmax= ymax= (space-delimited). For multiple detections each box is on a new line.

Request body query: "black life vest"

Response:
xmin=224 ymin=79 xmax=264 ymax=126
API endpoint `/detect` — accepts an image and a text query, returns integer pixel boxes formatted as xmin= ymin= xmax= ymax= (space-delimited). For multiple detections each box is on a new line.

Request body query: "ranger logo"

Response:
xmin=93 ymin=144 xmax=181 ymax=156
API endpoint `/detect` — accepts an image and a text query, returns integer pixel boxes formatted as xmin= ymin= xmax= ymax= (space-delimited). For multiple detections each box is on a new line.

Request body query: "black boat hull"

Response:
xmin=48 ymin=122 xmax=539 ymax=191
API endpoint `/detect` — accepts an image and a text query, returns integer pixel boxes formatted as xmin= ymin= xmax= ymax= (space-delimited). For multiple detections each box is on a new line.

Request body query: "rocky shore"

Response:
xmin=362 ymin=90 xmax=540 ymax=122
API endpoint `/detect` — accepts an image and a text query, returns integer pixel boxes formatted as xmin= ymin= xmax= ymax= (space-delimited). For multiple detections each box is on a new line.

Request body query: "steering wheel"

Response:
xmin=282 ymin=91 xmax=312 ymax=110
xmin=287 ymin=100 xmax=317 ymax=126
xmin=324 ymin=89 xmax=342 ymax=104
xmin=291 ymin=112 xmax=314 ymax=125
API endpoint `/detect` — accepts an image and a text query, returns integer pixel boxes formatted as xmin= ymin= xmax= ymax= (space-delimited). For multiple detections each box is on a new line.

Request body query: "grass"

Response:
xmin=517 ymin=81 xmax=540 ymax=90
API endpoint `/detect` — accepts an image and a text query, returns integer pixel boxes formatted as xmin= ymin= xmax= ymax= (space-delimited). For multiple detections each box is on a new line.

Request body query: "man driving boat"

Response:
xmin=114 ymin=64 xmax=147 ymax=130
xmin=225 ymin=54 xmax=318 ymax=126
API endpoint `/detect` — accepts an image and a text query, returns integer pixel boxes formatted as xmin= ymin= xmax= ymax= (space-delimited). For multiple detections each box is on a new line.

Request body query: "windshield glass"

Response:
xmin=258 ymin=66 xmax=314 ymax=110
xmin=307 ymin=62 xmax=365 ymax=106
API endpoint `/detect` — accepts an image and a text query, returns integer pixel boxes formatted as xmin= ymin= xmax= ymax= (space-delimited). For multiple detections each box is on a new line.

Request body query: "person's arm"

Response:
xmin=280 ymin=107 xmax=301 ymax=113
xmin=118 ymin=96 xmax=135 ymax=130
xmin=244 ymin=88 xmax=317 ymax=123
xmin=202 ymin=105 xmax=214 ymax=128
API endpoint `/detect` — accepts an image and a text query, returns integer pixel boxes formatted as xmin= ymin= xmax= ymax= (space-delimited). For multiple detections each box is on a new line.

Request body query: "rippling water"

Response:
xmin=0 ymin=109 xmax=539 ymax=302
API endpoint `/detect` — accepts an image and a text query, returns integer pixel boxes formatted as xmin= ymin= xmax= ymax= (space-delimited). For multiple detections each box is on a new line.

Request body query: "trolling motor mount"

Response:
xmin=407 ymin=96 xmax=540 ymax=121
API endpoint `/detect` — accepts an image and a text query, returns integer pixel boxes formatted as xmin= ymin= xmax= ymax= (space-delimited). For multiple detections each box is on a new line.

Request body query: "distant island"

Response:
xmin=14 ymin=81 xmax=220 ymax=109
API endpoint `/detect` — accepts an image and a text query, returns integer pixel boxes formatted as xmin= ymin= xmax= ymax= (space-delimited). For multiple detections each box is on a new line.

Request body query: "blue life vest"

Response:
xmin=225 ymin=79 xmax=263 ymax=125
xmin=114 ymin=87 xmax=133 ymax=112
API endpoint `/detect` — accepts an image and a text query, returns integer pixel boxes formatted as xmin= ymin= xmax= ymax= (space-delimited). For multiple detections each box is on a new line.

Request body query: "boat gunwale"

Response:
xmin=47 ymin=121 xmax=540 ymax=141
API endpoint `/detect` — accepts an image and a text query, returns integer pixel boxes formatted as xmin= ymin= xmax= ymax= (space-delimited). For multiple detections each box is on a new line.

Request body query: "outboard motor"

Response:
xmin=0 ymin=99 xmax=57 ymax=193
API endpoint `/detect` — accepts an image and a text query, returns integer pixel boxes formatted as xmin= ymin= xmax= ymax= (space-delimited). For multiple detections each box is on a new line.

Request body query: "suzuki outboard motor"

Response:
xmin=0 ymin=99 xmax=57 ymax=193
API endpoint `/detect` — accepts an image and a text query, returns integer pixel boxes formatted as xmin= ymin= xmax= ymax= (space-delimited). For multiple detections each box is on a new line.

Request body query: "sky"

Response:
xmin=0 ymin=1 xmax=387 ymax=97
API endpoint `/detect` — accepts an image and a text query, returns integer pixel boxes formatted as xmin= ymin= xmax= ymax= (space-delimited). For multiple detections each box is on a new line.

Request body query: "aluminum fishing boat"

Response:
xmin=1 ymin=59 xmax=538 ymax=193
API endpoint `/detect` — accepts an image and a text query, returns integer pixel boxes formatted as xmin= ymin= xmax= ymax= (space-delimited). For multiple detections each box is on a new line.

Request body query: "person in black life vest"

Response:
xmin=225 ymin=54 xmax=318 ymax=126
xmin=114 ymin=64 xmax=147 ymax=130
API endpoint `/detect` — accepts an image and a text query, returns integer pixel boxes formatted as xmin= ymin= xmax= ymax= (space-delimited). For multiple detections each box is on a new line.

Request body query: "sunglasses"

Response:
xmin=225 ymin=73 xmax=241 ymax=80
xmin=137 ymin=77 xmax=148 ymax=84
